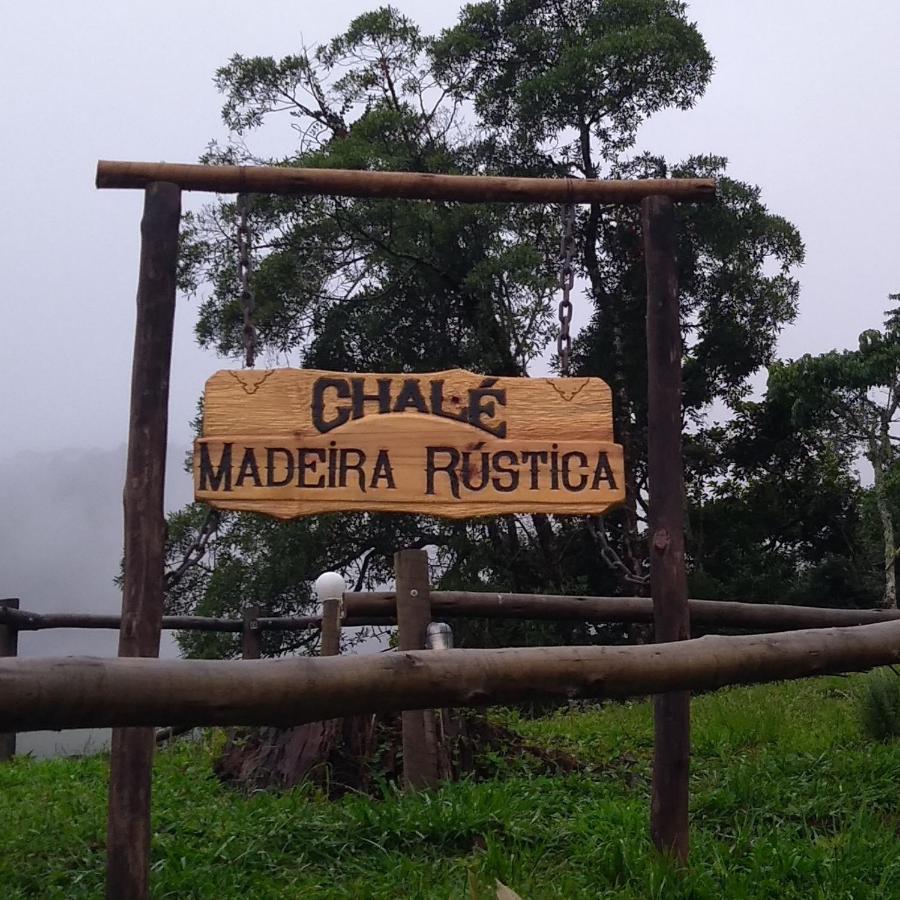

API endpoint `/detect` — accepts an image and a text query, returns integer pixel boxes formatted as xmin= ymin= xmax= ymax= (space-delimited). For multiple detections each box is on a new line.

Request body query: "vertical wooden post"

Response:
xmin=0 ymin=599 xmax=19 ymax=761
xmin=242 ymin=604 xmax=261 ymax=659
xmin=320 ymin=598 xmax=342 ymax=657
xmin=642 ymin=194 xmax=691 ymax=863
xmin=106 ymin=182 xmax=181 ymax=900
xmin=395 ymin=549 xmax=440 ymax=790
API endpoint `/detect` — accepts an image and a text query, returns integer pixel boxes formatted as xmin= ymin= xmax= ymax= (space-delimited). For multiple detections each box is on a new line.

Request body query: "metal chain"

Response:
xmin=552 ymin=203 xmax=646 ymax=590
xmin=236 ymin=193 xmax=258 ymax=369
xmin=556 ymin=202 xmax=576 ymax=377
xmin=586 ymin=516 xmax=650 ymax=586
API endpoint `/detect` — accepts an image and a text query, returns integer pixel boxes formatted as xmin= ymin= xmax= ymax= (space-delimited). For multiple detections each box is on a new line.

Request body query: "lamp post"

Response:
xmin=314 ymin=572 xmax=345 ymax=657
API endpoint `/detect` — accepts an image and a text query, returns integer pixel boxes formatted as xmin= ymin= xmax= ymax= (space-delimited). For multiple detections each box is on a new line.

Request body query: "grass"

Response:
xmin=1 ymin=674 xmax=899 ymax=897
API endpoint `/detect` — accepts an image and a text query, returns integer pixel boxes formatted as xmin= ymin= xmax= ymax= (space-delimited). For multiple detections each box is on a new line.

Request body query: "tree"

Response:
xmin=166 ymin=2 xmax=804 ymax=656
xmin=435 ymin=0 xmax=802 ymax=585
xmin=766 ymin=299 xmax=900 ymax=607
xmin=684 ymin=388 xmax=876 ymax=610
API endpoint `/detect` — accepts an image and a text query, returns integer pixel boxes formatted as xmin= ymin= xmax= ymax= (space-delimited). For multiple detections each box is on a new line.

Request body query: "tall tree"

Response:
xmin=167 ymin=3 xmax=804 ymax=656
xmin=684 ymin=389 xmax=875 ymax=609
xmin=434 ymin=0 xmax=802 ymax=584
xmin=766 ymin=299 xmax=900 ymax=607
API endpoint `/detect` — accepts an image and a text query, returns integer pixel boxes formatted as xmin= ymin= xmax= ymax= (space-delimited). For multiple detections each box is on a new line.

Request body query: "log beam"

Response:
xmin=0 ymin=608 xmax=247 ymax=632
xmin=96 ymin=161 xmax=716 ymax=204
xmin=1 ymin=621 xmax=898 ymax=733
xmin=3 ymin=595 xmax=899 ymax=634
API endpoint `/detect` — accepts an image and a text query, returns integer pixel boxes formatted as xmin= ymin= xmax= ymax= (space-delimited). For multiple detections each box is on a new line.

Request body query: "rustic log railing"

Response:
xmin=3 ymin=593 xmax=898 ymax=637
xmin=5 ymin=587 xmax=896 ymax=765
xmin=2 ymin=619 xmax=899 ymax=733
xmin=8 ymin=586 xmax=894 ymax=765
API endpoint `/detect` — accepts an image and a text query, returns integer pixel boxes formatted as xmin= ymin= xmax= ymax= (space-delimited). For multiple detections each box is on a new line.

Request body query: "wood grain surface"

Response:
xmin=195 ymin=368 xmax=624 ymax=519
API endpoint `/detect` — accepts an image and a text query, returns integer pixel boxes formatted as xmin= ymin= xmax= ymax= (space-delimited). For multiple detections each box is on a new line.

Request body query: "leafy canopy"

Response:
xmin=167 ymin=3 xmax=815 ymax=655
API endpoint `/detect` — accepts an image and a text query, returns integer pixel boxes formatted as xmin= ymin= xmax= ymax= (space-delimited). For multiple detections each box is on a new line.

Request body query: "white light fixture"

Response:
xmin=314 ymin=571 xmax=346 ymax=612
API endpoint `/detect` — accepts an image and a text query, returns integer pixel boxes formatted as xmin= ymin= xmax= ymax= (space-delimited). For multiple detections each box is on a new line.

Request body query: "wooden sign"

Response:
xmin=194 ymin=369 xmax=625 ymax=519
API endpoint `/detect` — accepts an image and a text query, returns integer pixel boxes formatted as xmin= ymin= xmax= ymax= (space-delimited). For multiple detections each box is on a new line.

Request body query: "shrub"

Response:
xmin=859 ymin=668 xmax=900 ymax=741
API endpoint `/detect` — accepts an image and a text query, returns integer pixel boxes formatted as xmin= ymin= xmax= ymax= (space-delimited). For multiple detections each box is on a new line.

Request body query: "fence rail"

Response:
xmin=4 ymin=588 xmax=898 ymax=763
xmin=3 ymin=593 xmax=898 ymax=635
xmin=2 ymin=619 xmax=900 ymax=733
xmin=0 ymin=607 xmax=391 ymax=633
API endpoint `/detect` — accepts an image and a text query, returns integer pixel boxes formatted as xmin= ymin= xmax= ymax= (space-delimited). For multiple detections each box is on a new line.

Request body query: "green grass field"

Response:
xmin=1 ymin=674 xmax=899 ymax=898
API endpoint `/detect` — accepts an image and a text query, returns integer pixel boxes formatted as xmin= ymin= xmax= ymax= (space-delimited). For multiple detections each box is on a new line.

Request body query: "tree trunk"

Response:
xmin=868 ymin=432 xmax=896 ymax=608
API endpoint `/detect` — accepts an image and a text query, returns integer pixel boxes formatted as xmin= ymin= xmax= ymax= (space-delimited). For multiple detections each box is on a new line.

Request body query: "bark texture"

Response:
xmin=2 ymin=621 xmax=900 ymax=732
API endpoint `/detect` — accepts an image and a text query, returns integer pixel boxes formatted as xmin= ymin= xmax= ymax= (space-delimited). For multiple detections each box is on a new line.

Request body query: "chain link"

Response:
xmin=236 ymin=193 xmax=258 ymax=369
xmin=586 ymin=517 xmax=650 ymax=586
xmin=556 ymin=202 xmax=576 ymax=377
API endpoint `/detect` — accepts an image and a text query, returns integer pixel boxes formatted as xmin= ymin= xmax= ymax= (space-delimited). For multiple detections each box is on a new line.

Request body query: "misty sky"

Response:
xmin=1 ymin=1 xmax=899 ymax=751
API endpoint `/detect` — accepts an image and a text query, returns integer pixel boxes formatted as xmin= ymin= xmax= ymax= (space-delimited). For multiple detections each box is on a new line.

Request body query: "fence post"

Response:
xmin=395 ymin=549 xmax=440 ymax=790
xmin=0 ymin=599 xmax=19 ymax=761
xmin=642 ymin=194 xmax=691 ymax=863
xmin=242 ymin=604 xmax=261 ymax=660
xmin=106 ymin=181 xmax=182 ymax=900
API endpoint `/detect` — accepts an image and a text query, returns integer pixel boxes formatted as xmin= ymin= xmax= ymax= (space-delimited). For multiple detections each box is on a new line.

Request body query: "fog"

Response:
xmin=1 ymin=447 xmax=185 ymax=756
xmin=2 ymin=0 xmax=899 ymax=755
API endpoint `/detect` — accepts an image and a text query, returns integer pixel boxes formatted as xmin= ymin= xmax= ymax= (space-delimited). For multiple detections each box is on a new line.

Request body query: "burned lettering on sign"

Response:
xmin=311 ymin=375 xmax=507 ymax=437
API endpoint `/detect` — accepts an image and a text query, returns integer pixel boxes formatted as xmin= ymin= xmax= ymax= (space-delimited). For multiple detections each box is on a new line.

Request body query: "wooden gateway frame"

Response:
xmin=11 ymin=159 xmax=888 ymax=898
xmin=92 ymin=161 xmax=703 ymax=896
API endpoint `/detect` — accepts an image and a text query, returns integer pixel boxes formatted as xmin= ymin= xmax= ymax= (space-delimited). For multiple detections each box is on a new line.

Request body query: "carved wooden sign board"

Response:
xmin=193 ymin=369 xmax=625 ymax=519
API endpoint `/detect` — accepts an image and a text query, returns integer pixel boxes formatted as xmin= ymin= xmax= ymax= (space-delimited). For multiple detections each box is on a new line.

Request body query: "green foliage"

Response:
xmin=859 ymin=668 xmax=900 ymax=742
xmin=684 ymin=378 xmax=877 ymax=606
xmin=162 ymin=2 xmax=816 ymax=651
xmin=4 ymin=677 xmax=900 ymax=897
xmin=762 ymin=300 xmax=900 ymax=606
xmin=434 ymin=0 xmax=714 ymax=152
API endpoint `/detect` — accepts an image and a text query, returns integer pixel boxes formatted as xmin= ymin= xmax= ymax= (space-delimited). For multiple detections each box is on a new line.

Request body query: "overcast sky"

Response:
xmin=3 ymin=1 xmax=899 ymax=460
xmin=1 ymin=0 xmax=898 ymax=750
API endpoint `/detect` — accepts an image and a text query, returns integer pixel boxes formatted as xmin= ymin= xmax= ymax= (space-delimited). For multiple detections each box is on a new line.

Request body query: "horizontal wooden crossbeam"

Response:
xmin=348 ymin=592 xmax=900 ymax=630
xmin=1 ymin=620 xmax=898 ymax=732
xmin=3 ymin=594 xmax=897 ymax=634
xmin=96 ymin=160 xmax=716 ymax=204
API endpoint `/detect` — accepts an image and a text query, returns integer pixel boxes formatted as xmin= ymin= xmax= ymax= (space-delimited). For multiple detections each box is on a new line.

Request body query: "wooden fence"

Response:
xmin=5 ymin=588 xmax=897 ymax=643
xmin=4 ymin=553 xmax=900 ymax=770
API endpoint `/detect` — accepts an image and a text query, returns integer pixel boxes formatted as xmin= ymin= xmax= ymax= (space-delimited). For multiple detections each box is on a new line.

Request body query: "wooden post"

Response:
xmin=395 ymin=550 xmax=440 ymax=790
xmin=0 ymin=599 xmax=19 ymax=761
xmin=320 ymin=599 xmax=342 ymax=657
xmin=642 ymin=194 xmax=691 ymax=863
xmin=242 ymin=604 xmax=261 ymax=660
xmin=106 ymin=181 xmax=181 ymax=900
